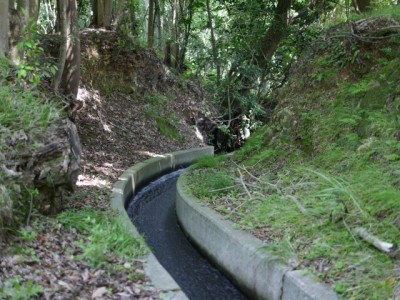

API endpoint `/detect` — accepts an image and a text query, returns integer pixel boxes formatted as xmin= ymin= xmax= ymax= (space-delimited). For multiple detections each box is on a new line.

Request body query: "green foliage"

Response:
xmin=16 ymin=22 xmax=57 ymax=85
xmin=185 ymin=10 xmax=400 ymax=298
xmin=351 ymin=4 xmax=400 ymax=21
xmin=155 ymin=117 xmax=181 ymax=140
xmin=260 ymin=238 xmax=298 ymax=264
xmin=187 ymin=168 xmax=235 ymax=199
xmin=18 ymin=227 xmax=38 ymax=243
xmin=0 ymin=58 xmax=62 ymax=233
xmin=0 ymin=85 xmax=60 ymax=133
xmin=56 ymin=209 xmax=147 ymax=267
xmin=0 ymin=57 xmax=60 ymax=134
xmin=144 ymin=93 xmax=182 ymax=141
xmin=193 ymin=155 xmax=226 ymax=168
xmin=77 ymin=0 xmax=92 ymax=27
xmin=0 ymin=276 xmax=43 ymax=300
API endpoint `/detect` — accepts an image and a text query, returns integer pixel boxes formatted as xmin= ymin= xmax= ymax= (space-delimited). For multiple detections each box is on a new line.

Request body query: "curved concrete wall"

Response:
xmin=176 ymin=174 xmax=338 ymax=300
xmin=111 ymin=146 xmax=214 ymax=299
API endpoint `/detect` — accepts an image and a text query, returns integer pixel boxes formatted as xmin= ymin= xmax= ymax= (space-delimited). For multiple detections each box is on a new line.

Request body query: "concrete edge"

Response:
xmin=110 ymin=146 xmax=214 ymax=299
xmin=176 ymin=173 xmax=338 ymax=300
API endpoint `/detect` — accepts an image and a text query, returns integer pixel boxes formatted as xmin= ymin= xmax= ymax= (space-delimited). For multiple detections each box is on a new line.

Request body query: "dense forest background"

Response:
xmin=1 ymin=0 xmax=400 ymax=299
xmin=2 ymin=0 xmax=397 ymax=130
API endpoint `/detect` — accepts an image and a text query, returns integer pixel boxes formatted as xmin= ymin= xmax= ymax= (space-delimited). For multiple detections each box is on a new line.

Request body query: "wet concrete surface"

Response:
xmin=127 ymin=170 xmax=247 ymax=300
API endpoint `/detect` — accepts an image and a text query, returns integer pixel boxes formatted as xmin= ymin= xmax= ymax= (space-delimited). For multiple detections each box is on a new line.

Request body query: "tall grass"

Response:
xmin=56 ymin=209 xmax=147 ymax=266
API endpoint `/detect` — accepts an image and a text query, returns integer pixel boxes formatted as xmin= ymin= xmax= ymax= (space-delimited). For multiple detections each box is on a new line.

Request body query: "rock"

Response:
xmin=30 ymin=119 xmax=81 ymax=213
xmin=0 ymin=118 xmax=81 ymax=236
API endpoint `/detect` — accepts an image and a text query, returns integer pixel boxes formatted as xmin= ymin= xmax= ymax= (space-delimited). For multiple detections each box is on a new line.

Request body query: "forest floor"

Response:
xmin=0 ymin=30 xmax=207 ymax=299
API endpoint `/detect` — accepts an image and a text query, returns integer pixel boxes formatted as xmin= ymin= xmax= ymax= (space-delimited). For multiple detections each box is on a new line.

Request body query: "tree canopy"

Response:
xmin=1 ymin=0 xmax=398 ymax=130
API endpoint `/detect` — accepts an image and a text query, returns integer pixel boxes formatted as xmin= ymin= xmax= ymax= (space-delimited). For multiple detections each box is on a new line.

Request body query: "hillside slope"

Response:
xmin=75 ymin=29 xmax=208 ymax=187
xmin=186 ymin=14 xmax=400 ymax=300
xmin=0 ymin=30 xmax=211 ymax=299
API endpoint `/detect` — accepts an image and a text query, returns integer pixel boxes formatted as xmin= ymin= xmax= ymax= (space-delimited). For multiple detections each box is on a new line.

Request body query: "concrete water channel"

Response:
xmin=127 ymin=169 xmax=247 ymax=299
xmin=111 ymin=147 xmax=338 ymax=300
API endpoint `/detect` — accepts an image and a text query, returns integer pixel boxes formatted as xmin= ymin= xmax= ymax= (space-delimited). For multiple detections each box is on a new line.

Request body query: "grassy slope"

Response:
xmin=186 ymin=9 xmax=400 ymax=300
xmin=0 ymin=58 xmax=62 ymax=229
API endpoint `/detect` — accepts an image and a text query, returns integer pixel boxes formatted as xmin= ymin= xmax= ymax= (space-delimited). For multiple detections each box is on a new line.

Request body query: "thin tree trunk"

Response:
xmin=171 ymin=0 xmax=179 ymax=68
xmin=92 ymin=0 xmax=113 ymax=27
xmin=17 ymin=0 xmax=29 ymax=23
xmin=129 ymin=0 xmax=136 ymax=35
xmin=29 ymin=0 xmax=40 ymax=23
xmin=155 ymin=0 xmax=162 ymax=52
xmin=60 ymin=0 xmax=80 ymax=99
xmin=0 ymin=0 xmax=9 ymax=57
xmin=352 ymin=0 xmax=371 ymax=12
xmin=206 ymin=0 xmax=220 ymax=84
xmin=177 ymin=0 xmax=194 ymax=71
xmin=9 ymin=0 xmax=29 ymax=64
xmin=112 ymin=0 xmax=125 ymax=28
xmin=147 ymin=0 xmax=155 ymax=48
xmin=53 ymin=0 xmax=67 ymax=92
xmin=259 ymin=0 xmax=292 ymax=69
xmin=104 ymin=0 xmax=113 ymax=26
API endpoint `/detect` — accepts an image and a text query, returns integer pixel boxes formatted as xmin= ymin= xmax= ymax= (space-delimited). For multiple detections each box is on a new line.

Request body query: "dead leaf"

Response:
xmin=92 ymin=286 xmax=108 ymax=299
xmin=10 ymin=255 xmax=24 ymax=265
xmin=82 ymin=268 xmax=89 ymax=281
xmin=58 ymin=280 xmax=72 ymax=290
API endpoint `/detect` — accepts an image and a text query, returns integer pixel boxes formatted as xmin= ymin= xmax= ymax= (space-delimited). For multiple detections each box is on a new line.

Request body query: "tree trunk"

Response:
xmin=171 ymin=0 xmax=179 ymax=68
xmin=352 ymin=0 xmax=371 ymax=13
xmin=176 ymin=0 xmax=194 ymax=72
xmin=92 ymin=0 xmax=113 ymax=27
xmin=206 ymin=0 xmax=220 ymax=84
xmin=17 ymin=0 xmax=29 ymax=23
xmin=129 ymin=0 xmax=136 ymax=35
xmin=54 ymin=0 xmax=80 ymax=100
xmin=155 ymin=0 xmax=162 ymax=52
xmin=112 ymin=0 xmax=125 ymax=28
xmin=9 ymin=0 xmax=29 ymax=64
xmin=53 ymin=0 xmax=67 ymax=92
xmin=29 ymin=0 xmax=40 ymax=23
xmin=259 ymin=0 xmax=292 ymax=69
xmin=164 ymin=39 xmax=172 ymax=66
xmin=0 ymin=0 xmax=9 ymax=56
xmin=147 ymin=0 xmax=155 ymax=49
xmin=61 ymin=0 xmax=80 ymax=99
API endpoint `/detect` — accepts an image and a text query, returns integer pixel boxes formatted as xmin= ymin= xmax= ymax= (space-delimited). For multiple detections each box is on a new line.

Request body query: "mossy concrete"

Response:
xmin=176 ymin=174 xmax=338 ymax=300
xmin=111 ymin=147 xmax=214 ymax=299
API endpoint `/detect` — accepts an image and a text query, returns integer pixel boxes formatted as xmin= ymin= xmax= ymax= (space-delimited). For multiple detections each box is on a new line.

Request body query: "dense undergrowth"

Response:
xmin=0 ymin=58 xmax=62 ymax=233
xmin=186 ymin=10 xmax=400 ymax=300
xmin=1 ymin=52 xmax=149 ymax=297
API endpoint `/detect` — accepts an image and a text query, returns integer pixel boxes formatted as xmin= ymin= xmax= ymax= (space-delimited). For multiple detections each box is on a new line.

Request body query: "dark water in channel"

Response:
xmin=126 ymin=169 xmax=247 ymax=300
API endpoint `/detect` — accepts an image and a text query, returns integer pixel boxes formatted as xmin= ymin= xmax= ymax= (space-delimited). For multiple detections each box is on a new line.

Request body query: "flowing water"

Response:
xmin=126 ymin=169 xmax=247 ymax=300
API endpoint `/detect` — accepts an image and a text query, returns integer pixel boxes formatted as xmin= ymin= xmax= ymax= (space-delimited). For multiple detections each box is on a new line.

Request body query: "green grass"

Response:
xmin=0 ymin=58 xmax=61 ymax=133
xmin=185 ymin=16 xmax=400 ymax=299
xmin=352 ymin=5 xmax=400 ymax=21
xmin=0 ymin=58 xmax=63 ymax=233
xmin=155 ymin=117 xmax=181 ymax=140
xmin=143 ymin=93 xmax=182 ymax=141
xmin=56 ymin=209 xmax=147 ymax=267
xmin=0 ymin=276 xmax=43 ymax=300
xmin=0 ymin=85 xmax=60 ymax=132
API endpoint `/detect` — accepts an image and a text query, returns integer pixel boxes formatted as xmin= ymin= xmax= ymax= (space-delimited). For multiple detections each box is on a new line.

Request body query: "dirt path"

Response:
xmin=0 ymin=33 xmax=208 ymax=298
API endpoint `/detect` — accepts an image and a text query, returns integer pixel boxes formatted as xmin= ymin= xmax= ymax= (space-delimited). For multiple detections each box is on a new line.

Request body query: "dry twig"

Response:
xmin=237 ymin=168 xmax=253 ymax=200
xmin=354 ymin=227 xmax=398 ymax=254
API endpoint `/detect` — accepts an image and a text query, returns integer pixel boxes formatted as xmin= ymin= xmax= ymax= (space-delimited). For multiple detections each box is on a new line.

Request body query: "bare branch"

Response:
xmin=354 ymin=227 xmax=398 ymax=254
xmin=286 ymin=195 xmax=307 ymax=215
xmin=237 ymin=168 xmax=253 ymax=200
